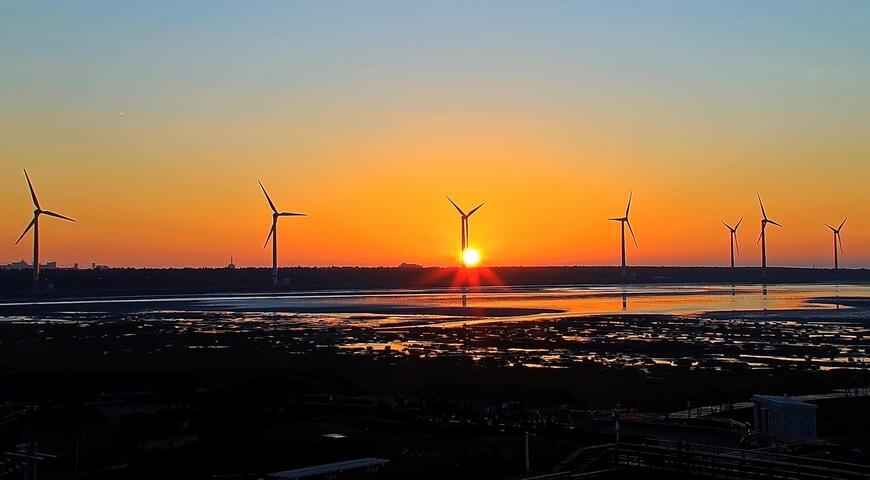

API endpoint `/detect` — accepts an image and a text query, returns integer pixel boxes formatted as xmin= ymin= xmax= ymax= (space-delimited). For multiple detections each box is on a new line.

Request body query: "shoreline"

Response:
xmin=1 ymin=265 xmax=869 ymax=302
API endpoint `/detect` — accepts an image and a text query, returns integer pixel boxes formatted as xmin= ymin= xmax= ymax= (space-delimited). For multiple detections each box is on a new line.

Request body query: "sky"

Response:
xmin=1 ymin=1 xmax=869 ymax=268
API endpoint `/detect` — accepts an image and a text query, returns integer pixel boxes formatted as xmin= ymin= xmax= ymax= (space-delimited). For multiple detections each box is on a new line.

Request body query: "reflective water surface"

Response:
xmin=192 ymin=283 xmax=869 ymax=323
xmin=2 ymin=283 xmax=869 ymax=372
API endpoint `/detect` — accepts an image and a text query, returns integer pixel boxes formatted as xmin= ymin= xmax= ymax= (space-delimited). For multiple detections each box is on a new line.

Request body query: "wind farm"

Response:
xmin=722 ymin=218 xmax=742 ymax=268
xmin=3 ymin=2 xmax=870 ymax=480
xmin=447 ymin=196 xmax=484 ymax=267
xmin=826 ymin=219 xmax=847 ymax=270
xmin=2 ymin=182 xmax=866 ymax=292
xmin=757 ymin=194 xmax=782 ymax=269
xmin=608 ymin=193 xmax=638 ymax=276
xmin=259 ymin=180 xmax=306 ymax=287
xmin=13 ymin=170 xmax=75 ymax=290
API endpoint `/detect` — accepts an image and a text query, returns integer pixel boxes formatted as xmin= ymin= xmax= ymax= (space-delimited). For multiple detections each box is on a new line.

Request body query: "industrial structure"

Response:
xmin=608 ymin=192 xmax=638 ymax=276
xmin=753 ymin=394 xmax=817 ymax=444
xmin=259 ymin=180 xmax=306 ymax=287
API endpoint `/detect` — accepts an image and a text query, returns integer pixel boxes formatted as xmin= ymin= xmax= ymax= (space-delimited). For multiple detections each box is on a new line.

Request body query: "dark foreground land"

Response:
xmin=3 ymin=301 xmax=870 ymax=479
xmin=2 ymin=265 xmax=869 ymax=298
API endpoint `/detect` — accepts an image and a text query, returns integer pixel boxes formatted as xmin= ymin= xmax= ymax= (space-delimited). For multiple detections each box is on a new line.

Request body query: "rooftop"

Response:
xmin=753 ymin=394 xmax=817 ymax=408
xmin=268 ymin=458 xmax=389 ymax=479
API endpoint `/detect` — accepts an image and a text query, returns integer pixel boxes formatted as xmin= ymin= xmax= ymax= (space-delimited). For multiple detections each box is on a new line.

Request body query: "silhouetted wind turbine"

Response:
xmin=756 ymin=193 xmax=782 ymax=268
xmin=14 ymin=170 xmax=76 ymax=289
xmin=721 ymin=218 xmax=742 ymax=268
xmin=609 ymin=192 xmax=637 ymax=277
xmin=825 ymin=218 xmax=846 ymax=270
xmin=447 ymin=197 xmax=483 ymax=266
xmin=259 ymin=180 xmax=305 ymax=287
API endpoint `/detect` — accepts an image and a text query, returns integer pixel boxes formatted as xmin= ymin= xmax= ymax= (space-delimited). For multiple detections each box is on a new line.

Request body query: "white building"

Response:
xmin=753 ymin=395 xmax=817 ymax=443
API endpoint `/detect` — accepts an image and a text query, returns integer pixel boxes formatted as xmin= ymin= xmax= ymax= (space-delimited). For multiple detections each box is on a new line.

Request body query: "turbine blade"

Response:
xmin=626 ymin=220 xmax=638 ymax=247
xmin=825 ymin=223 xmax=836 ymax=232
xmin=278 ymin=212 xmax=306 ymax=217
xmin=735 ymin=217 xmax=743 ymax=230
xmin=757 ymin=230 xmax=763 ymax=245
xmin=838 ymin=217 xmax=847 ymax=231
xmin=608 ymin=217 xmax=625 ymax=222
xmin=263 ymin=222 xmax=275 ymax=249
xmin=757 ymin=193 xmax=767 ymax=220
xmin=15 ymin=218 xmax=36 ymax=245
xmin=467 ymin=203 xmax=484 ymax=217
xmin=41 ymin=210 xmax=76 ymax=222
xmin=625 ymin=192 xmax=633 ymax=217
xmin=446 ymin=196 xmax=466 ymax=216
xmin=768 ymin=220 xmax=782 ymax=228
xmin=734 ymin=231 xmax=740 ymax=254
xmin=258 ymin=180 xmax=277 ymax=213
xmin=838 ymin=233 xmax=844 ymax=254
xmin=721 ymin=221 xmax=732 ymax=231
xmin=23 ymin=169 xmax=40 ymax=210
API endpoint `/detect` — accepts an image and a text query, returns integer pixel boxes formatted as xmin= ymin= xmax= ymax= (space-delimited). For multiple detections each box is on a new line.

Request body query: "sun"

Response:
xmin=462 ymin=248 xmax=481 ymax=267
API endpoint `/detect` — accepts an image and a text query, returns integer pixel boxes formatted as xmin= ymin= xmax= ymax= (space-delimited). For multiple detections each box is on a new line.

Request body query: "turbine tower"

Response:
xmin=825 ymin=218 xmax=846 ymax=270
xmin=259 ymin=180 xmax=306 ymax=287
xmin=721 ymin=218 xmax=742 ymax=268
xmin=608 ymin=192 xmax=637 ymax=277
xmin=14 ymin=170 xmax=76 ymax=289
xmin=447 ymin=197 xmax=483 ymax=266
xmin=756 ymin=193 xmax=782 ymax=268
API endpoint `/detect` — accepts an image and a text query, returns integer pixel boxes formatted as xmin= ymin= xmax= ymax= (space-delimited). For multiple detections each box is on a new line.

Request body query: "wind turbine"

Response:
xmin=756 ymin=193 xmax=782 ymax=268
xmin=825 ymin=218 xmax=846 ymax=270
xmin=447 ymin=197 xmax=483 ymax=266
xmin=721 ymin=218 xmax=742 ymax=268
xmin=259 ymin=180 xmax=306 ymax=287
xmin=608 ymin=192 xmax=637 ymax=277
xmin=14 ymin=170 xmax=76 ymax=289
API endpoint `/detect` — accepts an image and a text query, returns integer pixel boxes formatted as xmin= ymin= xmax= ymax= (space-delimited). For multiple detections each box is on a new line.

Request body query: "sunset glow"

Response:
xmin=463 ymin=248 xmax=481 ymax=267
xmin=1 ymin=2 xmax=869 ymax=268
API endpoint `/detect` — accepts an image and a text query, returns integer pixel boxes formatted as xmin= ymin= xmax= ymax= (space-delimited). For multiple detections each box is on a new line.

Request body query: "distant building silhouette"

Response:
xmin=1 ymin=260 xmax=30 ymax=271
xmin=2 ymin=260 xmax=58 ymax=270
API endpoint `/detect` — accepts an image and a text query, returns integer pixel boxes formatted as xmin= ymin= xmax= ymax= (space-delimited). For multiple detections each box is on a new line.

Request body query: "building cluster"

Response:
xmin=2 ymin=260 xmax=59 ymax=271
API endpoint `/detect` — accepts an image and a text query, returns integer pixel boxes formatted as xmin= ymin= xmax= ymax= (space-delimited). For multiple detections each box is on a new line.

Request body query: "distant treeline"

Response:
xmin=1 ymin=266 xmax=868 ymax=299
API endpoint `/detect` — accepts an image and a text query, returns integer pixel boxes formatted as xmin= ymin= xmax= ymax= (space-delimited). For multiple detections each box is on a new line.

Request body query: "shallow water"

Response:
xmin=3 ymin=283 xmax=869 ymax=321
xmin=3 ymin=283 xmax=870 ymax=371
xmin=192 ymin=283 xmax=869 ymax=320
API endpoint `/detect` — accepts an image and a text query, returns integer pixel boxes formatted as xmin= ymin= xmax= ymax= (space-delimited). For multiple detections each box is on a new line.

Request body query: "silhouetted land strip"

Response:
xmin=814 ymin=297 xmax=870 ymax=309
xmin=1 ymin=266 xmax=868 ymax=299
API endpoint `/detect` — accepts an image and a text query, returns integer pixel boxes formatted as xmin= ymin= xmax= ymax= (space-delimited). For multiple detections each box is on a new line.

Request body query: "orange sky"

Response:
xmin=1 ymin=2 xmax=869 ymax=268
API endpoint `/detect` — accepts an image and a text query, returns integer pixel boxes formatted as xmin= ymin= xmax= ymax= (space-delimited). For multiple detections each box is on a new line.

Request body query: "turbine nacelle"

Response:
xmin=722 ymin=218 xmax=743 ymax=257
xmin=447 ymin=196 xmax=483 ymax=220
xmin=825 ymin=218 xmax=847 ymax=234
xmin=15 ymin=169 xmax=75 ymax=289
xmin=447 ymin=196 xmax=484 ymax=267
xmin=609 ymin=192 xmax=637 ymax=247
xmin=259 ymin=180 xmax=306 ymax=287
xmin=15 ymin=170 xmax=75 ymax=246
xmin=757 ymin=193 xmax=782 ymax=227
xmin=722 ymin=217 xmax=743 ymax=233
xmin=826 ymin=218 xmax=847 ymax=256
xmin=259 ymin=180 xmax=306 ymax=250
